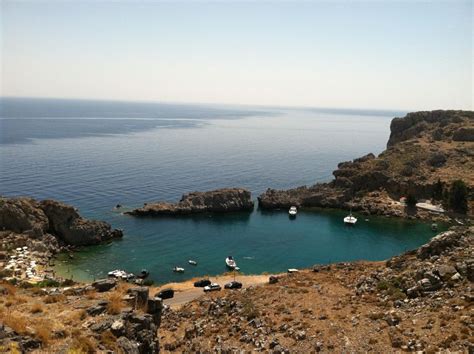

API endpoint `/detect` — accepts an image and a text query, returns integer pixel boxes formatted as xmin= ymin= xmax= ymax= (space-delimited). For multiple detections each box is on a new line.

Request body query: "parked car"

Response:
xmin=156 ymin=288 xmax=174 ymax=299
xmin=203 ymin=283 xmax=221 ymax=292
xmin=224 ymin=281 xmax=242 ymax=289
xmin=194 ymin=279 xmax=211 ymax=288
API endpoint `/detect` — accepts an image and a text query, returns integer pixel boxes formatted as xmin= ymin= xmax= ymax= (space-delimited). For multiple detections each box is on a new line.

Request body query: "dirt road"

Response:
xmin=154 ymin=274 xmax=271 ymax=308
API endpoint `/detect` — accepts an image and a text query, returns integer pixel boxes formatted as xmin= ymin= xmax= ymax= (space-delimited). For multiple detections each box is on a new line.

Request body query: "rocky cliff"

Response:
xmin=0 ymin=197 xmax=123 ymax=249
xmin=259 ymin=110 xmax=474 ymax=217
xmin=126 ymin=188 xmax=254 ymax=216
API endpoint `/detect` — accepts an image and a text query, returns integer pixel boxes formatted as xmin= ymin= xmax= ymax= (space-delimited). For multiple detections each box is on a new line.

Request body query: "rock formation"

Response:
xmin=126 ymin=188 xmax=254 ymax=216
xmin=258 ymin=110 xmax=474 ymax=217
xmin=0 ymin=196 xmax=123 ymax=250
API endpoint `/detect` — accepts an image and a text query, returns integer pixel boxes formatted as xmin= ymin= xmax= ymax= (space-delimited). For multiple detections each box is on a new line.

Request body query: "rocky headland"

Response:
xmin=259 ymin=110 xmax=474 ymax=220
xmin=126 ymin=188 xmax=254 ymax=216
xmin=0 ymin=196 xmax=122 ymax=282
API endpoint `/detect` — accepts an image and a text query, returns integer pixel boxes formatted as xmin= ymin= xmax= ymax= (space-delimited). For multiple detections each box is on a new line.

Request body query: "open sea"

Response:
xmin=0 ymin=97 xmax=439 ymax=283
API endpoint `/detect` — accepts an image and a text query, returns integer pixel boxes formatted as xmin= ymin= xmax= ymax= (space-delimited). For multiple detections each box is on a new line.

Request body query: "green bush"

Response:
xmin=448 ymin=180 xmax=468 ymax=214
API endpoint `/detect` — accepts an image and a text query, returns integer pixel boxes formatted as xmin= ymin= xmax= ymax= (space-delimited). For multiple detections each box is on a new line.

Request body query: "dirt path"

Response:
xmin=152 ymin=274 xmax=271 ymax=308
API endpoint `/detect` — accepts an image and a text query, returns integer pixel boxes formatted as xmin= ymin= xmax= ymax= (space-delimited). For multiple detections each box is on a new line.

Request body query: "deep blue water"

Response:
xmin=0 ymin=98 xmax=436 ymax=284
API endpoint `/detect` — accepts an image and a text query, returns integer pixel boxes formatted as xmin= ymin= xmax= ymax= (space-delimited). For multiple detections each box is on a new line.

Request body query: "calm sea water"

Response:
xmin=0 ymin=98 xmax=437 ymax=283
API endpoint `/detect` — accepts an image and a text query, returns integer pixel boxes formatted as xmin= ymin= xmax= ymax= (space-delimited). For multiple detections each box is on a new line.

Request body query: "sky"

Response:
xmin=1 ymin=0 xmax=472 ymax=110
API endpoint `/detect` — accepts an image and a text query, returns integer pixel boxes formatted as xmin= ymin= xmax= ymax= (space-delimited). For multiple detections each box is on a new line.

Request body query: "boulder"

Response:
xmin=127 ymin=287 xmax=149 ymax=307
xmin=92 ymin=279 xmax=117 ymax=292
xmin=117 ymin=336 xmax=140 ymax=354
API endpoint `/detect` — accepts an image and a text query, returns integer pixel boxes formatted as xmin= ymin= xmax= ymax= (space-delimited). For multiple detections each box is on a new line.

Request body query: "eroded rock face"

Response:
xmin=126 ymin=188 xmax=254 ymax=216
xmin=0 ymin=198 xmax=49 ymax=237
xmin=40 ymin=199 xmax=123 ymax=245
xmin=0 ymin=197 xmax=123 ymax=247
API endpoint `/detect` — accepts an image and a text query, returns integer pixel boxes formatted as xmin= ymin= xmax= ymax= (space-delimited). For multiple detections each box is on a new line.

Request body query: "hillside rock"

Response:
xmin=0 ymin=197 xmax=123 ymax=247
xmin=258 ymin=110 xmax=474 ymax=217
xmin=40 ymin=199 xmax=123 ymax=245
xmin=126 ymin=188 xmax=254 ymax=216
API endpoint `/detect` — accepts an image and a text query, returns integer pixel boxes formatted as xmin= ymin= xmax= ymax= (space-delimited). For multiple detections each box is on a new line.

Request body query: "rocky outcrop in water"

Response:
xmin=126 ymin=188 xmax=254 ymax=216
xmin=258 ymin=110 xmax=474 ymax=218
xmin=0 ymin=197 xmax=123 ymax=248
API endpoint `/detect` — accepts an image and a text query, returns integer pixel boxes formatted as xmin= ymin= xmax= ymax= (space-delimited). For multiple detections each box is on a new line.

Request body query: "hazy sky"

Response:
xmin=1 ymin=1 xmax=472 ymax=110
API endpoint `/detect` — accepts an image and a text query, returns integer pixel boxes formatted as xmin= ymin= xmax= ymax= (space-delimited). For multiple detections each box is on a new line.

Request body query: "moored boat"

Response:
xmin=288 ymin=206 xmax=297 ymax=217
xmin=225 ymin=256 xmax=237 ymax=270
xmin=188 ymin=260 xmax=197 ymax=266
xmin=173 ymin=267 xmax=185 ymax=273
xmin=344 ymin=214 xmax=357 ymax=225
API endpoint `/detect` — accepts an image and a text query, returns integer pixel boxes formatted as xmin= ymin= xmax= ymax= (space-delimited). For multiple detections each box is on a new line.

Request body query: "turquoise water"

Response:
xmin=53 ymin=208 xmax=439 ymax=283
xmin=0 ymin=98 xmax=438 ymax=284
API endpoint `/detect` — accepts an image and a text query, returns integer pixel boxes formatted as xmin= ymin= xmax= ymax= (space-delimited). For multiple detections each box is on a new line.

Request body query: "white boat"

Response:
xmin=225 ymin=256 xmax=237 ymax=270
xmin=188 ymin=260 xmax=197 ymax=266
xmin=288 ymin=206 xmax=297 ymax=216
xmin=108 ymin=269 xmax=126 ymax=278
xmin=344 ymin=214 xmax=357 ymax=225
xmin=173 ymin=267 xmax=185 ymax=273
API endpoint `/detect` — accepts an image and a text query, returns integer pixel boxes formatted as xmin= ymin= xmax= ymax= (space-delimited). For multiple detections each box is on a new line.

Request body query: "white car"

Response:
xmin=204 ymin=283 xmax=221 ymax=292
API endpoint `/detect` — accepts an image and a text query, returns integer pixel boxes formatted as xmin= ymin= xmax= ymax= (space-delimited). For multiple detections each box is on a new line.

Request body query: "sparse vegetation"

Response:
xmin=107 ymin=291 xmax=124 ymax=315
xmin=448 ymin=180 xmax=468 ymax=214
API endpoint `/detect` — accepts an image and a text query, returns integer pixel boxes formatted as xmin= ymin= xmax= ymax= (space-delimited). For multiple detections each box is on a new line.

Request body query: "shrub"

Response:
xmin=44 ymin=294 xmax=66 ymax=304
xmin=35 ymin=279 xmax=60 ymax=288
xmin=448 ymin=180 xmax=468 ymax=214
xmin=242 ymin=297 xmax=259 ymax=320
xmin=34 ymin=321 xmax=52 ymax=345
xmin=30 ymin=302 xmax=44 ymax=314
xmin=2 ymin=311 xmax=27 ymax=334
xmin=107 ymin=292 xmax=124 ymax=315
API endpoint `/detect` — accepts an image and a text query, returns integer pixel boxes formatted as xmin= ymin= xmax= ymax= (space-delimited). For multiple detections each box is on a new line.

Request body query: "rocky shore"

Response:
xmin=0 ymin=197 xmax=122 ymax=283
xmin=259 ymin=110 xmax=473 ymax=220
xmin=126 ymin=188 xmax=254 ymax=216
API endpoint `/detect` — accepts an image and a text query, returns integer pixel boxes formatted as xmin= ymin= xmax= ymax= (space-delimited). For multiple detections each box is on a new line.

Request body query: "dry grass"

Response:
xmin=30 ymin=302 xmax=45 ymax=314
xmin=69 ymin=333 xmax=96 ymax=353
xmin=107 ymin=291 xmax=124 ymax=315
xmin=1 ymin=282 xmax=17 ymax=296
xmin=33 ymin=320 xmax=52 ymax=346
xmin=85 ymin=289 xmax=97 ymax=300
xmin=44 ymin=294 xmax=66 ymax=304
xmin=2 ymin=311 xmax=27 ymax=334
xmin=100 ymin=330 xmax=119 ymax=351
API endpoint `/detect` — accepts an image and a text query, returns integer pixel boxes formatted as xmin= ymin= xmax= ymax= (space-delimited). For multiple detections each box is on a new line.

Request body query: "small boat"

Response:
xmin=431 ymin=223 xmax=438 ymax=231
xmin=226 ymin=256 xmax=237 ymax=270
xmin=455 ymin=218 xmax=464 ymax=225
xmin=173 ymin=267 xmax=184 ymax=273
xmin=137 ymin=269 xmax=149 ymax=279
xmin=108 ymin=269 xmax=126 ymax=278
xmin=287 ymin=268 xmax=299 ymax=273
xmin=188 ymin=260 xmax=197 ymax=266
xmin=288 ymin=206 xmax=297 ymax=217
xmin=344 ymin=213 xmax=357 ymax=225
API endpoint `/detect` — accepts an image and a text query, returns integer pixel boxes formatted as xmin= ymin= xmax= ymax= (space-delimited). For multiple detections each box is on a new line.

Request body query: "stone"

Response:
xmin=111 ymin=320 xmax=125 ymax=337
xmin=92 ymin=279 xmax=116 ymax=292
xmin=127 ymin=287 xmax=149 ymax=307
xmin=437 ymin=265 xmax=457 ymax=281
xmin=86 ymin=304 xmax=107 ymax=316
xmin=117 ymin=336 xmax=140 ymax=354
xmin=269 ymin=275 xmax=279 ymax=284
